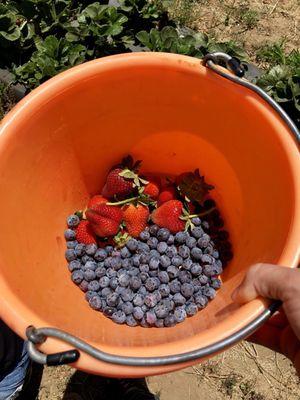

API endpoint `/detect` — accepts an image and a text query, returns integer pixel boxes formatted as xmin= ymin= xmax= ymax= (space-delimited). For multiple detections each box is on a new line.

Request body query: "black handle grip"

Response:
xmin=46 ymin=349 xmax=80 ymax=366
xmin=227 ymin=57 xmax=245 ymax=78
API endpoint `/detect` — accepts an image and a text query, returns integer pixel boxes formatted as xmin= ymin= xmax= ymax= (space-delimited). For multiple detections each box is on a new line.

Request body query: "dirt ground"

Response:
xmin=169 ymin=0 xmax=300 ymax=59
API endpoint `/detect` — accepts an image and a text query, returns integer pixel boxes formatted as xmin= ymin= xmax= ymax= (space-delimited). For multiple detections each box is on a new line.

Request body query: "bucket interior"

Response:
xmin=0 ymin=54 xmax=298 ymax=375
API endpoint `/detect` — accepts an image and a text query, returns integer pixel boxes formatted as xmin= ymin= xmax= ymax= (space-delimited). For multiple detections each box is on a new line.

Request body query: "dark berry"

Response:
xmin=173 ymin=293 xmax=186 ymax=305
xmin=144 ymin=293 xmax=158 ymax=308
xmin=174 ymin=307 xmax=187 ymax=323
xmin=175 ymin=231 xmax=187 ymax=244
xmin=169 ymin=279 xmax=181 ymax=294
xmin=178 ymin=245 xmax=190 ymax=259
xmin=83 ymin=260 xmax=97 ymax=271
xmin=147 ymin=237 xmax=158 ymax=249
xmin=65 ymin=229 xmax=76 ymax=241
xmin=181 ymin=283 xmax=194 ymax=298
xmin=107 ymin=293 xmax=120 ymax=307
xmin=158 ymin=271 xmax=169 ymax=284
xmin=68 ymin=260 xmax=81 ymax=272
xmin=89 ymin=295 xmax=102 ymax=310
xmin=121 ymin=302 xmax=134 ymax=315
xmin=132 ymin=254 xmax=141 ymax=267
xmin=126 ymin=315 xmax=138 ymax=327
xmin=130 ymin=276 xmax=142 ymax=291
xmin=191 ymin=263 xmax=202 ymax=276
xmin=198 ymin=275 xmax=209 ymax=285
xmin=157 ymin=228 xmax=170 ymax=241
xmin=171 ymin=255 xmax=183 ymax=267
xmin=155 ymin=319 xmax=164 ymax=328
xmin=211 ymin=278 xmax=222 ymax=289
xmin=185 ymin=302 xmax=198 ymax=316
xmin=164 ymin=314 xmax=176 ymax=327
xmin=191 ymin=217 xmax=201 ymax=226
xmin=145 ymin=277 xmax=160 ymax=292
xmin=133 ymin=294 xmax=144 ymax=307
xmin=182 ymin=259 xmax=193 ymax=270
xmin=160 ymin=255 xmax=171 ymax=268
xmin=178 ymin=270 xmax=192 ymax=284
xmin=112 ymin=310 xmax=126 ymax=324
xmin=84 ymin=269 xmax=96 ymax=282
xmin=149 ymin=257 xmax=160 ymax=270
xmin=67 ymin=214 xmax=80 ymax=228
xmin=149 ymin=224 xmax=159 ymax=236
xmin=159 ymin=284 xmax=170 ymax=297
xmin=111 ymin=257 xmax=122 ymax=270
xmin=140 ymin=230 xmax=150 ymax=241
xmin=202 ymin=287 xmax=216 ymax=300
xmin=94 ymin=249 xmax=107 ymax=261
xmin=167 ymin=265 xmax=179 ymax=279
xmin=109 ymin=277 xmax=119 ymax=290
xmin=79 ymin=280 xmax=89 ymax=292
xmin=65 ymin=249 xmax=76 ymax=262
xmin=99 ymin=276 xmax=110 ymax=288
xmin=126 ymin=239 xmax=138 ymax=252
xmin=185 ymin=237 xmax=197 ymax=249
xmin=194 ymin=293 xmax=208 ymax=308
xmin=121 ymin=288 xmax=134 ymax=302
xmin=67 ymin=240 xmax=78 ymax=249
xmin=85 ymin=243 xmax=97 ymax=256
xmin=191 ymin=247 xmax=202 ymax=260
xmin=88 ymin=280 xmax=100 ymax=292
xmin=166 ymin=245 xmax=177 ymax=258
xmin=157 ymin=242 xmax=168 ymax=254
xmin=133 ymin=307 xmax=144 ymax=320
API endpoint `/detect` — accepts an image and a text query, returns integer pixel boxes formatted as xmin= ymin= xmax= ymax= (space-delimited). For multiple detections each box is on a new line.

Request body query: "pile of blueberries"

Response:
xmin=65 ymin=215 xmax=224 ymax=328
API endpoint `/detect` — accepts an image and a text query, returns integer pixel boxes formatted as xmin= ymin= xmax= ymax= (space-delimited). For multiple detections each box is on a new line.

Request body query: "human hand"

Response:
xmin=232 ymin=263 xmax=300 ymax=375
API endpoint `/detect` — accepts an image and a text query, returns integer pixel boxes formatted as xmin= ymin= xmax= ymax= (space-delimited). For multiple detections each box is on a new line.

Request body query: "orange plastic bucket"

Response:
xmin=0 ymin=53 xmax=299 ymax=377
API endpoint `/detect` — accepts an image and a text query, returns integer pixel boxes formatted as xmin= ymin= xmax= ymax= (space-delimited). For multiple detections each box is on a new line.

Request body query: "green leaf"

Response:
xmin=136 ymin=30 xmax=151 ymax=48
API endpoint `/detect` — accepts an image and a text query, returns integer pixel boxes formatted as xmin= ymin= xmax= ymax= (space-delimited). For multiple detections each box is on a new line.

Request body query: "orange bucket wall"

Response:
xmin=0 ymin=53 xmax=299 ymax=377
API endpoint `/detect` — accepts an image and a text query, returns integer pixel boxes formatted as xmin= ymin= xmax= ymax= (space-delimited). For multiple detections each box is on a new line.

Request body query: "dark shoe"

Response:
xmin=117 ymin=378 xmax=157 ymax=400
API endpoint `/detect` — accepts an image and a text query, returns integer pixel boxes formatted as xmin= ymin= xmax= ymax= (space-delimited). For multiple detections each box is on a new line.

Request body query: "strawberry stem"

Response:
xmin=180 ymin=207 xmax=216 ymax=220
xmin=107 ymin=196 xmax=138 ymax=206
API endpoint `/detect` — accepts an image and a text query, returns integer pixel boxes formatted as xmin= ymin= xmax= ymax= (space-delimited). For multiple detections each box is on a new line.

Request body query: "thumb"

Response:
xmin=232 ymin=263 xmax=297 ymax=304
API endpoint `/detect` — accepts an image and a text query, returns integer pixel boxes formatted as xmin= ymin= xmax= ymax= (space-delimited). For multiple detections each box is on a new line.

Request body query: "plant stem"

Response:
xmin=107 ymin=196 xmax=138 ymax=206
xmin=180 ymin=207 xmax=216 ymax=220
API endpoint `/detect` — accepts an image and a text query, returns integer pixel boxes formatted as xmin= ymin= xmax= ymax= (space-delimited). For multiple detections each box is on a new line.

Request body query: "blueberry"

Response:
xmin=198 ymin=275 xmax=209 ymax=285
xmin=211 ymin=263 xmax=223 ymax=275
xmin=201 ymin=254 xmax=213 ymax=264
xmin=89 ymin=295 xmax=102 ymax=310
xmin=203 ymin=265 xmax=214 ymax=277
xmin=117 ymin=299 xmax=124 ymax=310
xmin=167 ymin=235 xmax=175 ymax=245
xmin=173 ymin=293 xmax=186 ymax=305
xmin=144 ymin=293 xmax=158 ymax=308
xmin=212 ymin=250 xmax=219 ymax=259
xmin=153 ymin=290 xmax=162 ymax=303
xmin=178 ymin=270 xmax=192 ymax=284
xmin=65 ymin=249 xmax=76 ymax=262
xmin=105 ymin=245 xmax=114 ymax=255
xmin=181 ymin=283 xmax=194 ymax=298
xmin=157 ymin=228 xmax=170 ymax=242
xmin=164 ymin=314 xmax=176 ymax=327
xmin=191 ymin=227 xmax=204 ymax=239
xmin=94 ymin=266 xmax=105 ymax=279
xmin=106 ymin=268 xmax=117 ymax=278
xmin=169 ymin=279 xmax=181 ymax=294
xmin=64 ymin=229 xmax=76 ymax=241
xmin=149 ymin=270 xmax=158 ymax=277
xmin=154 ymin=304 xmax=169 ymax=319
xmin=149 ymin=257 xmax=160 ymax=270
xmin=111 ymin=257 xmax=122 ymax=270
xmin=126 ymin=238 xmax=138 ymax=252
xmin=211 ymin=278 xmax=222 ymax=289
xmin=146 ymin=311 xmax=157 ymax=325
xmin=132 ymin=254 xmax=141 ymax=267
xmin=88 ymin=280 xmax=100 ymax=292
xmin=140 ymin=253 xmax=150 ymax=264
xmin=149 ymin=249 xmax=160 ymax=258
xmin=81 ymin=255 xmax=93 ymax=264
xmin=194 ymin=293 xmax=208 ymax=308
xmin=140 ymin=317 xmax=149 ymax=328
xmin=103 ymin=306 xmax=115 ymax=317
xmin=171 ymin=255 xmax=182 ymax=267
xmin=140 ymin=230 xmax=150 ymax=241
xmin=130 ymin=276 xmax=142 ymax=291
xmin=121 ymin=258 xmax=131 ymax=269
xmin=145 ymin=277 xmax=160 ymax=292
xmin=182 ymin=259 xmax=193 ymax=270
xmin=162 ymin=298 xmax=175 ymax=311
xmin=149 ymin=224 xmax=159 ymax=236
xmin=99 ymin=276 xmax=110 ymax=288
xmin=111 ymin=250 xmax=121 ymax=257
xmin=84 ymin=269 xmax=96 ymax=282
xmin=191 ymin=247 xmax=202 ymax=260
xmin=159 ymin=284 xmax=170 ymax=297
xmin=191 ymin=263 xmax=202 ymax=276
xmin=121 ymin=288 xmax=134 ymax=302
xmin=175 ymin=231 xmax=187 ymax=244
xmin=202 ymin=220 xmax=210 ymax=230
xmin=141 ymin=304 xmax=148 ymax=313
xmin=174 ymin=307 xmax=187 ymax=323
xmin=68 ymin=260 xmax=81 ymax=272
xmin=158 ymin=271 xmax=169 ymax=284
xmin=94 ymin=249 xmax=107 ymax=261
xmin=204 ymin=244 xmax=214 ymax=255
xmin=137 ymin=242 xmax=150 ymax=254
xmin=157 ymin=242 xmax=168 ymax=254
xmin=85 ymin=243 xmax=97 ymax=256
xmin=147 ymin=237 xmax=158 ymax=249
xmin=119 ymin=273 xmax=130 ymax=287
xmin=197 ymin=234 xmax=210 ymax=248
xmin=192 ymin=278 xmax=202 ymax=292
xmin=121 ymin=247 xmax=131 ymax=258
xmin=128 ymin=267 xmax=139 ymax=277
xmin=102 ymin=287 xmax=113 ymax=297
xmin=178 ymin=245 xmax=190 ymax=259
xmin=85 ymin=290 xmax=97 ymax=301
xmin=159 ymin=255 xmax=170 ymax=269
xmin=138 ymin=286 xmax=147 ymax=296
xmin=83 ymin=260 xmax=97 ymax=271
xmin=126 ymin=314 xmax=138 ymax=327
xmin=67 ymin=214 xmax=80 ymax=228
xmin=155 ymin=319 xmax=164 ymax=328
xmin=106 ymin=293 xmax=119 ymax=307
xmin=191 ymin=217 xmax=201 ymax=226
xmin=202 ymin=287 xmax=216 ymax=300
xmin=185 ymin=237 xmax=197 ymax=249
xmin=112 ymin=310 xmax=126 ymax=324
xmin=133 ymin=294 xmax=144 ymax=307
xmin=133 ymin=307 xmax=144 ymax=320
xmin=104 ymin=257 xmax=112 ymax=268
xmin=140 ymin=272 xmax=149 ymax=282
xmin=109 ymin=277 xmax=119 ymax=290
xmin=167 ymin=265 xmax=179 ymax=279
xmin=79 ymin=280 xmax=89 ymax=292
xmin=185 ymin=302 xmax=198 ymax=316
xmin=166 ymin=245 xmax=177 ymax=258
xmin=67 ymin=240 xmax=78 ymax=249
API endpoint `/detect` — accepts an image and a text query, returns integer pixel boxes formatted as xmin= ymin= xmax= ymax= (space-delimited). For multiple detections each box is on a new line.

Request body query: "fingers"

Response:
xmin=232 ymin=263 xmax=299 ymax=304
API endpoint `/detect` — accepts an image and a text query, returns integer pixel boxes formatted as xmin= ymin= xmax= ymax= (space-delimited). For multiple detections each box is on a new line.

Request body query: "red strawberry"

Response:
xmin=123 ymin=204 xmax=149 ymax=238
xmin=76 ymin=220 xmax=97 ymax=244
xmin=88 ymin=195 xmax=107 ymax=208
xmin=86 ymin=203 xmax=123 ymax=237
xmin=158 ymin=186 xmax=176 ymax=206
xmin=151 ymin=200 xmax=185 ymax=233
xmin=143 ymin=181 xmax=160 ymax=199
xmin=102 ymin=168 xmax=133 ymax=199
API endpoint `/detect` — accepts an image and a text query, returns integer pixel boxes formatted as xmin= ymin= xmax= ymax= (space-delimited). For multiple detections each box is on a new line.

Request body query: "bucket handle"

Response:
xmin=26 ymin=52 xmax=299 ymax=368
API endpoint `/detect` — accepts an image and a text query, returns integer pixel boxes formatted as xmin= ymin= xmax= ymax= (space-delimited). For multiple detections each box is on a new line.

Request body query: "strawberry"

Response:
xmin=88 ymin=195 xmax=107 ymax=208
xmin=123 ymin=204 xmax=149 ymax=238
xmin=157 ymin=186 xmax=176 ymax=206
xmin=86 ymin=203 xmax=123 ymax=237
xmin=76 ymin=220 xmax=97 ymax=244
xmin=151 ymin=200 xmax=185 ymax=233
xmin=102 ymin=168 xmax=133 ymax=199
xmin=143 ymin=181 xmax=160 ymax=199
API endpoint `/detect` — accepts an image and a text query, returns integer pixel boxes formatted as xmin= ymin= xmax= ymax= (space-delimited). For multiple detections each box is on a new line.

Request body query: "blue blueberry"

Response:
xmin=106 ymin=268 xmax=117 ymax=278
xmin=191 ymin=217 xmax=201 ymax=226
xmin=84 ymin=260 xmax=97 ymax=271
xmin=109 ymin=277 xmax=119 ymax=290
xmin=140 ymin=230 xmax=150 ymax=241
xmin=159 ymin=255 xmax=170 ymax=269
xmin=85 ymin=290 xmax=97 ymax=301
xmin=68 ymin=260 xmax=81 ymax=272
xmin=164 ymin=314 xmax=176 ymax=327
xmin=88 ymin=280 xmax=100 ymax=292
xmin=185 ymin=302 xmax=198 ymax=316
xmin=155 ymin=319 xmax=164 ymax=328
xmin=157 ymin=228 xmax=170 ymax=241
xmin=137 ymin=242 xmax=150 ymax=254
xmin=105 ymin=245 xmax=114 ymax=255
xmin=132 ymin=254 xmax=141 ymax=267
xmin=94 ymin=249 xmax=107 ymax=261
xmin=146 ymin=311 xmax=157 ymax=325
xmin=157 ymin=242 xmax=168 ymax=254
xmin=84 ymin=269 xmax=96 ymax=282
xmin=138 ymin=286 xmax=147 ymax=296
xmin=130 ymin=276 xmax=142 ymax=291
xmin=111 ymin=250 xmax=121 ymax=257
xmin=192 ymin=278 xmax=203 ymax=291
xmin=149 ymin=249 xmax=160 ymax=258
xmin=99 ymin=276 xmax=110 ymax=288
xmin=140 ymin=272 xmax=149 ymax=282
xmin=121 ymin=288 xmax=134 ymax=302
xmin=178 ymin=270 xmax=192 ymax=284
xmin=67 ymin=214 xmax=80 ymax=228
xmin=159 ymin=284 xmax=170 ymax=297
xmin=201 ymin=254 xmax=213 ymax=264
xmin=185 ymin=237 xmax=197 ymax=249
xmin=104 ymin=257 xmax=112 ymax=268
xmin=103 ymin=306 xmax=115 ymax=317
xmin=203 ymin=265 xmax=214 ymax=277
xmin=112 ymin=310 xmax=126 ymax=324
xmin=212 ymin=250 xmax=219 ymax=259
xmin=128 ymin=267 xmax=139 ymax=276
xmin=121 ymin=258 xmax=131 ymax=269
xmin=95 ymin=266 xmax=105 ymax=278
xmin=191 ymin=247 xmax=202 ymax=260
xmin=191 ymin=263 xmax=202 ymax=276
xmin=121 ymin=246 xmax=131 ymax=259
xmin=191 ymin=227 xmax=204 ymax=239
xmin=81 ymin=255 xmax=92 ymax=264
xmin=211 ymin=278 xmax=222 ymax=289
xmin=153 ymin=290 xmax=162 ymax=303
xmin=202 ymin=287 xmax=216 ymax=300
xmin=126 ymin=315 xmax=138 ymax=327
xmin=65 ymin=249 xmax=76 ymax=262
xmin=149 ymin=270 xmax=158 ymax=277
xmin=66 ymin=240 xmax=78 ymax=249
xmin=174 ymin=307 xmax=187 ymax=323
xmin=194 ymin=293 xmax=208 ymax=308
xmin=167 ymin=235 xmax=175 ymax=245
xmin=182 ymin=259 xmax=193 ymax=270
xmin=204 ymin=244 xmax=214 ymax=255
xmin=158 ymin=271 xmax=169 ymax=284
xmin=167 ymin=265 xmax=179 ymax=279
xmin=89 ymin=295 xmax=102 ymax=310
xmin=79 ymin=280 xmax=89 ymax=292
xmin=102 ymin=287 xmax=113 ymax=297
xmin=166 ymin=245 xmax=177 ymax=258
xmin=202 ymin=220 xmax=210 ymax=230
xmin=145 ymin=277 xmax=160 ymax=292
xmin=149 ymin=224 xmax=159 ymax=236
xmin=126 ymin=238 xmax=138 ymax=252
xmin=85 ymin=243 xmax=97 ymax=256
xmin=197 ymin=234 xmax=210 ymax=248
xmin=144 ymin=293 xmax=158 ymax=308
xmin=198 ymin=275 xmax=209 ymax=285
xmin=169 ymin=279 xmax=181 ymax=294
xmin=140 ymin=317 xmax=149 ymax=328
xmin=181 ymin=283 xmax=194 ymax=298
xmin=178 ymin=245 xmax=190 ymax=259
xmin=111 ymin=257 xmax=122 ymax=270
xmin=65 ymin=229 xmax=76 ymax=241
xmin=147 ymin=237 xmax=158 ymax=249
xmin=119 ymin=273 xmax=130 ymax=287
xmin=175 ymin=231 xmax=187 ymax=244
xmin=133 ymin=294 xmax=144 ymax=307
xmin=140 ymin=253 xmax=150 ymax=264
xmin=154 ymin=304 xmax=169 ymax=319
xmin=162 ymin=298 xmax=175 ymax=311
xmin=107 ymin=293 xmax=120 ymax=307
xmin=149 ymin=257 xmax=160 ymax=270
xmin=133 ymin=307 xmax=144 ymax=320
xmin=141 ymin=305 xmax=148 ymax=313
xmin=173 ymin=293 xmax=186 ymax=305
